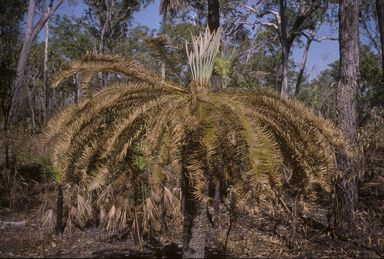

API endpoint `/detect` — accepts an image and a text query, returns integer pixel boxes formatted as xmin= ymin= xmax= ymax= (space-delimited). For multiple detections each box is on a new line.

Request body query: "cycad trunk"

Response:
xmin=181 ymin=129 xmax=208 ymax=258
xmin=213 ymin=182 xmax=220 ymax=229
xmin=182 ymin=175 xmax=207 ymax=258
xmin=334 ymin=0 xmax=359 ymax=239
xmin=56 ymin=184 xmax=63 ymax=235
xmin=133 ymin=166 xmax=142 ymax=246
xmin=91 ymin=190 xmax=99 ymax=227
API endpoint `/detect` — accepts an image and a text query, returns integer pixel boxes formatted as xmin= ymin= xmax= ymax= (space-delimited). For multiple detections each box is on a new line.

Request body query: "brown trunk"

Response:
xmin=208 ymin=0 xmax=220 ymax=33
xmin=275 ymin=0 xmax=322 ymax=95
xmin=377 ymin=0 xmax=384 ymax=76
xmin=224 ymin=189 xmax=237 ymax=257
xmin=56 ymin=184 xmax=63 ymax=235
xmin=295 ymin=39 xmax=312 ymax=95
xmin=181 ymin=175 xmax=185 ymax=216
xmin=278 ymin=0 xmax=289 ymax=98
xmin=334 ymin=0 xmax=360 ymax=239
xmin=3 ymin=122 xmax=9 ymax=170
xmin=27 ymin=83 xmax=36 ymax=134
xmin=133 ymin=166 xmax=142 ymax=246
xmin=91 ymin=190 xmax=99 ymax=227
xmin=181 ymin=130 xmax=207 ymax=258
xmin=295 ymin=20 xmax=323 ymax=95
xmin=182 ymin=173 xmax=207 ymax=258
xmin=213 ymin=182 xmax=220 ymax=229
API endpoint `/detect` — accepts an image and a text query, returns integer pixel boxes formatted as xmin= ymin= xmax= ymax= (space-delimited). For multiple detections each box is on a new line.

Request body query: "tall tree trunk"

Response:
xmin=377 ymin=0 xmax=384 ymax=78
xmin=295 ymin=39 xmax=312 ymax=95
xmin=27 ymin=83 xmax=36 ymax=134
xmin=208 ymin=0 xmax=220 ymax=33
xmin=274 ymin=0 xmax=322 ymax=96
xmin=161 ymin=3 xmax=168 ymax=79
xmin=3 ymin=121 xmax=9 ymax=170
xmin=334 ymin=0 xmax=360 ymax=239
xmin=295 ymin=21 xmax=323 ymax=95
xmin=278 ymin=0 xmax=289 ymax=99
xmin=9 ymin=0 xmax=65 ymax=124
xmin=43 ymin=7 xmax=50 ymax=127
xmin=181 ymin=174 xmax=185 ymax=215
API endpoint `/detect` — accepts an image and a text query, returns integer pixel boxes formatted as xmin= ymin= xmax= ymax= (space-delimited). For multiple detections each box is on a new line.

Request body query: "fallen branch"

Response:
xmin=0 ymin=219 xmax=29 ymax=227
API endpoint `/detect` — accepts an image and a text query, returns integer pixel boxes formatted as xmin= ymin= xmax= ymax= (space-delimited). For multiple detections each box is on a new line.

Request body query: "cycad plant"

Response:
xmin=45 ymin=27 xmax=353 ymax=258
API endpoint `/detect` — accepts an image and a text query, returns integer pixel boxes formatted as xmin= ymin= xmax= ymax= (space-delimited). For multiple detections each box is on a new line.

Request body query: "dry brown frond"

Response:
xmin=142 ymin=197 xmax=162 ymax=233
xmin=76 ymin=194 xmax=93 ymax=228
xmin=41 ymin=209 xmax=56 ymax=233
xmin=100 ymin=204 xmax=116 ymax=233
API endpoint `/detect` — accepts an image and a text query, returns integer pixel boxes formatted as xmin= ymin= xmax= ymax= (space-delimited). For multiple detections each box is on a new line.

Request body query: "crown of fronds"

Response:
xmin=186 ymin=26 xmax=221 ymax=87
xmin=45 ymin=26 xmax=354 ymax=219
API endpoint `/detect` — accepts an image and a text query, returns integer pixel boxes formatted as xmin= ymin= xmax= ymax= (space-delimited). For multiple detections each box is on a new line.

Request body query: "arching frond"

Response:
xmin=52 ymin=52 xmax=187 ymax=92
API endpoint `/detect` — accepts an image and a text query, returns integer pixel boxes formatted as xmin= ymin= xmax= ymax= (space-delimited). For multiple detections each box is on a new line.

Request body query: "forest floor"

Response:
xmin=1 ymin=172 xmax=384 ymax=259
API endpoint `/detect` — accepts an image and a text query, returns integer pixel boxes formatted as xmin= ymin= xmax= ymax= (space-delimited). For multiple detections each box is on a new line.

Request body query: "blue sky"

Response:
xmin=135 ymin=0 xmax=342 ymax=80
xmin=36 ymin=0 xmax=341 ymax=81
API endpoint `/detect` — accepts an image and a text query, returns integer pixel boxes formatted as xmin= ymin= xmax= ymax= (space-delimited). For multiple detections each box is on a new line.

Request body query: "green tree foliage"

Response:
xmin=50 ymin=15 xmax=94 ymax=60
xmin=79 ymin=0 xmax=152 ymax=54
xmin=359 ymin=45 xmax=384 ymax=116
xmin=0 ymin=0 xmax=28 ymax=169
xmin=243 ymin=0 xmax=337 ymax=96
xmin=300 ymin=44 xmax=383 ymax=126
xmin=0 ymin=0 xmax=28 ymax=125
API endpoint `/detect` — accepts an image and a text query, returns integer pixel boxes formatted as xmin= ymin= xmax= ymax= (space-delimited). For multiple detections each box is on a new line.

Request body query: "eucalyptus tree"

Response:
xmin=235 ymin=0 xmax=337 ymax=97
xmin=50 ymin=15 xmax=94 ymax=104
xmin=334 ymin=0 xmax=360 ymax=239
xmin=301 ymin=44 xmax=383 ymax=128
xmin=45 ymin=27 xmax=353 ymax=258
xmin=50 ymin=15 xmax=94 ymax=60
xmin=159 ymin=0 xmax=185 ymax=78
xmin=72 ymin=0 xmax=151 ymax=91
xmin=76 ymin=0 xmax=147 ymax=54
xmin=25 ymin=41 xmax=45 ymax=133
xmin=8 ymin=0 xmax=65 ymax=125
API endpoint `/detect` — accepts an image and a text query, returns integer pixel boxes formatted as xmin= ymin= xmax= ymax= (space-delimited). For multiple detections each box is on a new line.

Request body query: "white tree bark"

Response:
xmin=9 ymin=0 xmax=65 ymax=124
xmin=43 ymin=7 xmax=50 ymax=127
